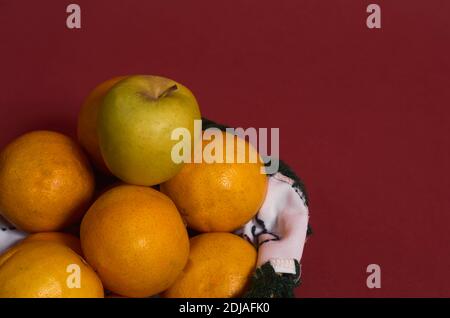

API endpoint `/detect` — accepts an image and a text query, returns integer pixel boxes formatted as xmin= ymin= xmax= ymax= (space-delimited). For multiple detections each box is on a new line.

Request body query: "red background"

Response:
xmin=1 ymin=0 xmax=449 ymax=297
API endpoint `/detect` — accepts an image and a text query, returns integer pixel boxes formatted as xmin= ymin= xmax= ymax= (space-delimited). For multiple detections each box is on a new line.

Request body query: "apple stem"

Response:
xmin=140 ymin=83 xmax=178 ymax=101
xmin=158 ymin=85 xmax=178 ymax=99
xmin=140 ymin=76 xmax=179 ymax=100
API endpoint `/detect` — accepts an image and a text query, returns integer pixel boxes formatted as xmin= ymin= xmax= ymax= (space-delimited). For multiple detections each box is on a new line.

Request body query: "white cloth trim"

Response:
xmin=0 ymin=215 xmax=26 ymax=254
xmin=269 ymin=258 xmax=297 ymax=275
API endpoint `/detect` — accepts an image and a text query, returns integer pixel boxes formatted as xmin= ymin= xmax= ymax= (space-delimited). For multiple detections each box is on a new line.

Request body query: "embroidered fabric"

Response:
xmin=236 ymin=172 xmax=309 ymax=275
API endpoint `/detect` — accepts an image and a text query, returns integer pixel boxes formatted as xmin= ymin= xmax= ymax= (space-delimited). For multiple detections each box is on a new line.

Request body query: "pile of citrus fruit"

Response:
xmin=0 ymin=75 xmax=268 ymax=298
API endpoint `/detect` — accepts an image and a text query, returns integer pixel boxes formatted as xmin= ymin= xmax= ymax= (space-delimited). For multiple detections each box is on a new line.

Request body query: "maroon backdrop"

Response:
xmin=1 ymin=0 xmax=449 ymax=297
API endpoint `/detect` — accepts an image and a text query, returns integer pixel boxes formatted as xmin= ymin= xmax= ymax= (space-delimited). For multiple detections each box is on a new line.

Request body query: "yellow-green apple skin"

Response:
xmin=98 ymin=75 xmax=201 ymax=186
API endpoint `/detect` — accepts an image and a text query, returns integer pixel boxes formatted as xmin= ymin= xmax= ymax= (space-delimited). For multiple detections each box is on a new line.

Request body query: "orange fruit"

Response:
xmin=80 ymin=185 xmax=189 ymax=298
xmin=0 ymin=241 xmax=103 ymax=298
xmin=22 ymin=232 xmax=82 ymax=255
xmin=163 ymin=232 xmax=257 ymax=298
xmin=161 ymin=131 xmax=268 ymax=232
xmin=0 ymin=131 xmax=95 ymax=232
xmin=77 ymin=76 xmax=127 ymax=173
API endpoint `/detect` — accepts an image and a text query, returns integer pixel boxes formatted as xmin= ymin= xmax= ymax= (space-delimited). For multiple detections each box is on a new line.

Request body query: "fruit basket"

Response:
xmin=0 ymin=75 xmax=311 ymax=298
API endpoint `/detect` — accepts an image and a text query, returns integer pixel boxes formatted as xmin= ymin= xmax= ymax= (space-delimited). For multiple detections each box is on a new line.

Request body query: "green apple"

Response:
xmin=98 ymin=75 xmax=201 ymax=186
